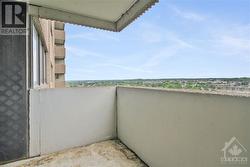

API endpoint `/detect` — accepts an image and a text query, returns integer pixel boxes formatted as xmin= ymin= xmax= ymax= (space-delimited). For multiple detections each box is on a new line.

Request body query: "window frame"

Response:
xmin=30 ymin=18 xmax=49 ymax=89
xmin=31 ymin=22 xmax=40 ymax=88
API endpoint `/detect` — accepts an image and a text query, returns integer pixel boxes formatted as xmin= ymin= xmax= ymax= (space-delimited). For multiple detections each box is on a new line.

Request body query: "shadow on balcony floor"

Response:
xmin=2 ymin=140 xmax=147 ymax=167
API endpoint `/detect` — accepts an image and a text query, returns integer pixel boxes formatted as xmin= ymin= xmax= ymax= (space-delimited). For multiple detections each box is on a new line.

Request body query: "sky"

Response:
xmin=65 ymin=0 xmax=250 ymax=81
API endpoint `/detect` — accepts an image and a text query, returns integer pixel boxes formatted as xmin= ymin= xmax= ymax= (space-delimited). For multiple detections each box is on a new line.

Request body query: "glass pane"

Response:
xmin=39 ymin=40 xmax=44 ymax=84
xmin=44 ymin=50 xmax=47 ymax=84
xmin=32 ymin=24 xmax=39 ymax=87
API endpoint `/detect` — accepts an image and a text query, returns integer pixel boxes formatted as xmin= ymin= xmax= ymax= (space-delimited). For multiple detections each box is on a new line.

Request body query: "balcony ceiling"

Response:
xmin=21 ymin=0 xmax=158 ymax=31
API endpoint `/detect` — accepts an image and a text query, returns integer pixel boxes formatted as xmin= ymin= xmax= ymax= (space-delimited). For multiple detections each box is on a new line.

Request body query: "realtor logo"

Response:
xmin=0 ymin=0 xmax=27 ymax=35
xmin=221 ymin=137 xmax=248 ymax=165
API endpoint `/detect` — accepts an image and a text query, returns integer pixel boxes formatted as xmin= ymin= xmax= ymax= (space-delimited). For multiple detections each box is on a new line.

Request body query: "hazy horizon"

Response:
xmin=66 ymin=77 xmax=250 ymax=82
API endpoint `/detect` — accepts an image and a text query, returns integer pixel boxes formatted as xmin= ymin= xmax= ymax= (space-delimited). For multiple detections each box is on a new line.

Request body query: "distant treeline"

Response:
xmin=66 ymin=78 xmax=250 ymax=92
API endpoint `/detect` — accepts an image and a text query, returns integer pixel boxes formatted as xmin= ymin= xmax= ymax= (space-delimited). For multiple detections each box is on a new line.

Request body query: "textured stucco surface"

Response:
xmin=2 ymin=140 xmax=147 ymax=167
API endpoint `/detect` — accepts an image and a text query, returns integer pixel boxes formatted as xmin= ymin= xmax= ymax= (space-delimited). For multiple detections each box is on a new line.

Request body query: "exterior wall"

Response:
xmin=0 ymin=36 xmax=28 ymax=162
xmin=29 ymin=87 xmax=116 ymax=156
xmin=117 ymin=87 xmax=250 ymax=167
xmin=54 ymin=21 xmax=66 ymax=88
xmin=38 ymin=18 xmax=56 ymax=88
xmin=34 ymin=19 xmax=66 ymax=88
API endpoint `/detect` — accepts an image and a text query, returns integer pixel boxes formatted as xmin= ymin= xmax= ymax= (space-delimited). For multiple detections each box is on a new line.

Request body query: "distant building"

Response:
xmin=31 ymin=18 xmax=66 ymax=88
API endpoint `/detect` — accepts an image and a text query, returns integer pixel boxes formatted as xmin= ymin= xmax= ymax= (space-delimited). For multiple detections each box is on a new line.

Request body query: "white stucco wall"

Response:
xmin=117 ymin=87 xmax=250 ymax=167
xmin=29 ymin=87 xmax=116 ymax=156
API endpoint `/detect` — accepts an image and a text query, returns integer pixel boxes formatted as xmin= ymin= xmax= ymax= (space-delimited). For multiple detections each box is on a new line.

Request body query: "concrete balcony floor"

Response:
xmin=2 ymin=140 xmax=146 ymax=167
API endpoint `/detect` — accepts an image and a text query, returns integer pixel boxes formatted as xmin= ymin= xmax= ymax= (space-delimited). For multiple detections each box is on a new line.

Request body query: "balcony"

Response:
xmin=54 ymin=29 xmax=65 ymax=45
xmin=55 ymin=64 xmax=65 ymax=74
xmin=55 ymin=81 xmax=65 ymax=88
xmin=54 ymin=21 xmax=65 ymax=30
xmin=3 ymin=87 xmax=249 ymax=167
xmin=55 ymin=46 xmax=65 ymax=59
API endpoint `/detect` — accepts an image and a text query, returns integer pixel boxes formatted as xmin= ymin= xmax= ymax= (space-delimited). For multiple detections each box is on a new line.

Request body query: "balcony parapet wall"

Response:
xmin=29 ymin=87 xmax=116 ymax=156
xmin=117 ymin=86 xmax=250 ymax=167
xmin=28 ymin=86 xmax=250 ymax=167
